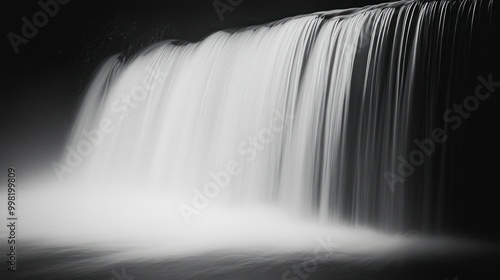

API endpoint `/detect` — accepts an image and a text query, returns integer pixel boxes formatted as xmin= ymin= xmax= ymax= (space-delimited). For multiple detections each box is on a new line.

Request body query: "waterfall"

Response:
xmin=53 ymin=0 xmax=493 ymax=233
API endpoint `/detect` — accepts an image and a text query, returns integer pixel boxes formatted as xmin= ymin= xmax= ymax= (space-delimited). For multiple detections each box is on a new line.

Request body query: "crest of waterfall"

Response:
xmin=61 ymin=0 xmax=493 ymax=232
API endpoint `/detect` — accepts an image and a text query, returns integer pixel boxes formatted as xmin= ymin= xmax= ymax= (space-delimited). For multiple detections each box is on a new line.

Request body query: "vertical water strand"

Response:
xmin=268 ymin=16 xmax=323 ymax=204
xmin=317 ymin=17 xmax=352 ymax=222
xmin=318 ymin=11 xmax=377 ymax=223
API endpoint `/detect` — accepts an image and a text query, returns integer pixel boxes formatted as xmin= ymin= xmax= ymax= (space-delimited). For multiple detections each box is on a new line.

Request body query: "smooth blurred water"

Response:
xmin=51 ymin=0 xmax=494 ymax=233
xmin=2 ymin=237 xmax=499 ymax=280
xmin=7 ymin=0 xmax=497 ymax=279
